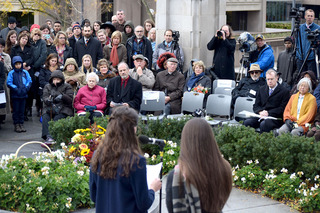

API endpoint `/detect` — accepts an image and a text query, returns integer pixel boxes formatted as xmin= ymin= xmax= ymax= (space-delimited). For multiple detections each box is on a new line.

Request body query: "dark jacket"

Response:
xmin=103 ymin=43 xmax=128 ymax=66
xmin=74 ymin=36 xmax=103 ymax=67
xmin=106 ymin=76 xmax=142 ymax=112
xmin=89 ymin=156 xmax=154 ymax=213
xmin=31 ymin=39 xmax=47 ymax=70
xmin=10 ymin=45 xmax=34 ymax=68
xmin=277 ymin=47 xmax=297 ymax=86
xmin=253 ymin=83 xmax=290 ymax=118
xmin=97 ymin=72 xmax=116 ymax=89
xmin=0 ymin=61 xmax=5 ymax=91
xmin=121 ymin=21 xmax=134 ymax=45
xmin=232 ymin=77 xmax=266 ymax=105
xmin=6 ymin=56 xmax=32 ymax=99
xmin=42 ymin=70 xmax=74 ymax=116
xmin=207 ymin=36 xmax=236 ymax=80
xmin=153 ymin=69 xmax=186 ymax=114
xmin=184 ymin=75 xmax=211 ymax=92
xmin=126 ymin=35 xmax=153 ymax=69
xmin=68 ymin=35 xmax=82 ymax=53
xmin=0 ymin=27 xmax=21 ymax=39
xmin=48 ymin=45 xmax=73 ymax=65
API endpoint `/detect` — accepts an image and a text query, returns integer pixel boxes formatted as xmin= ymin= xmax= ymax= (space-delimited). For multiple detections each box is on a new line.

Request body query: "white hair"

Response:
xmin=86 ymin=72 xmax=99 ymax=83
xmin=297 ymin=77 xmax=312 ymax=93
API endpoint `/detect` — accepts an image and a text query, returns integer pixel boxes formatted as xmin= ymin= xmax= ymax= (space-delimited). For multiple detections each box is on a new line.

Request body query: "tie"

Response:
xmin=269 ymin=88 xmax=273 ymax=96
xmin=85 ymin=39 xmax=88 ymax=46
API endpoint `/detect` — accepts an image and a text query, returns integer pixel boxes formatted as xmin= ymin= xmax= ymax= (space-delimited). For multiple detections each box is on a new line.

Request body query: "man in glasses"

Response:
xmin=231 ymin=64 xmax=265 ymax=118
xmin=126 ymin=25 xmax=153 ymax=69
xmin=277 ymin=36 xmax=297 ymax=87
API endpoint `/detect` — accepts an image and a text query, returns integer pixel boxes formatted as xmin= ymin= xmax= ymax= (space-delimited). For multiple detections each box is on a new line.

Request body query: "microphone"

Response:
xmin=138 ymin=135 xmax=166 ymax=147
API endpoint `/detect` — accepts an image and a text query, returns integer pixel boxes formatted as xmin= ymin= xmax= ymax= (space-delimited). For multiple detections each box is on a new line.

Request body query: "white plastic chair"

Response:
xmin=205 ymin=94 xmax=232 ymax=125
xmin=139 ymin=91 xmax=166 ymax=120
xmin=214 ymin=87 xmax=233 ymax=96
xmin=212 ymin=79 xmax=236 ymax=93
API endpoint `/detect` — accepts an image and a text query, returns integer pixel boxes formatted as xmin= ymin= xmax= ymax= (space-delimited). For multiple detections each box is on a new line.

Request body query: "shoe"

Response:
xmin=24 ymin=115 xmax=29 ymax=121
xmin=27 ymin=108 xmax=32 ymax=117
xmin=14 ymin=124 xmax=22 ymax=133
xmin=41 ymin=137 xmax=56 ymax=148
xmin=19 ymin=124 xmax=26 ymax=132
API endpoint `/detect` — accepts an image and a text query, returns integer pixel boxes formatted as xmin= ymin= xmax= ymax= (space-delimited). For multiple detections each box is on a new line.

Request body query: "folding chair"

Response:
xmin=212 ymin=79 xmax=236 ymax=93
xmin=214 ymin=87 xmax=233 ymax=96
xmin=167 ymin=92 xmax=204 ymax=119
xmin=139 ymin=91 xmax=166 ymax=120
xmin=224 ymin=97 xmax=256 ymax=125
xmin=205 ymin=94 xmax=232 ymax=125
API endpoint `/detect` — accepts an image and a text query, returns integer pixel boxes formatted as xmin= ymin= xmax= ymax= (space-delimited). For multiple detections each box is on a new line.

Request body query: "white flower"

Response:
xmin=151 ymin=155 xmax=157 ymax=161
xmin=77 ymin=171 xmax=84 ymax=176
xmin=37 ymin=187 xmax=43 ymax=192
xmin=235 ymin=165 xmax=239 ymax=170
xmin=171 ymin=143 xmax=177 ymax=148
xmin=144 ymin=153 xmax=150 ymax=159
xmin=167 ymin=149 xmax=174 ymax=155
xmin=41 ymin=166 xmax=50 ymax=175
xmin=303 ymin=190 xmax=307 ymax=197
xmin=228 ymin=157 xmax=232 ymax=161
xmin=314 ymin=175 xmax=319 ymax=181
xmin=255 ymin=159 xmax=259 ymax=164
xmin=311 ymin=187 xmax=316 ymax=191
xmin=297 ymin=171 xmax=304 ymax=176
xmin=234 ymin=176 xmax=238 ymax=181
xmin=290 ymin=173 xmax=296 ymax=179
xmin=66 ymin=203 xmax=72 ymax=208
xmin=281 ymin=168 xmax=288 ymax=173
xmin=246 ymin=160 xmax=253 ymax=165
xmin=26 ymin=204 xmax=29 ymax=208
xmin=66 ymin=197 xmax=72 ymax=202
xmin=270 ymin=169 xmax=274 ymax=174
xmin=241 ymin=177 xmax=246 ymax=183
xmin=60 ymin=143 xmax=67 ymax=148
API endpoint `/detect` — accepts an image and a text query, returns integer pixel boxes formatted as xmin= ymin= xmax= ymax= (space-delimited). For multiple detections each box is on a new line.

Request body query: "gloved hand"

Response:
xmin=53 ymin=94 xmax=63 ymax=103
xmin=45 ymin=99 xmax=53 ymax=106
xmin=84 ymin=105 xmax=96 ymax=112
xmin=285 ymin=119 xmax=294 ymax=131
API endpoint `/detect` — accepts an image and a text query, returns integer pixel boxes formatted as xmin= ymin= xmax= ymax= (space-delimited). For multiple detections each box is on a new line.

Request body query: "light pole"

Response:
xmin=81 ymin=0 xmax=84 ymax=22
xmin=291 ymin=0 xmax=296 ymax=32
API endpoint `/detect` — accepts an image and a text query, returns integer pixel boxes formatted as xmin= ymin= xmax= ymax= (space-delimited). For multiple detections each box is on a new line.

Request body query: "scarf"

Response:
xmin=187 ymin=72 xmax=205 ymax=91
xmin=56 ymin=45 xmax=65 ymax=65
xmin=170 ymin=166 xmax=202 ymax=213
xmin=110 ymin=44 xmax=119 ymax=67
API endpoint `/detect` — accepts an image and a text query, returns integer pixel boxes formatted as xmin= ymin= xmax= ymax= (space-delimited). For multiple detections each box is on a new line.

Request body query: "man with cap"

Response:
xmin=68 ymin=23 xmax=82 ymax=53
xmin=0 ymin=16 xmax=21 ymax=39
xmin=129 ymin=54 xmax=155 ymax=91
xmin=277 ymin=36 xmax=297 ymax=87
xmin=153 ymin=57 xmax=185 ymax=115
xmin=295 ymin=9 xmax=320 ymax=76
xmin=106 ymin=62 xmax=142 ymax=114
xmin=249 ymin=34 xmax=274 ymax=78
xmin=243 ymin=68 xmax=290 ymax=133
xmin=231 ymin=64 xmax=266 ymax=118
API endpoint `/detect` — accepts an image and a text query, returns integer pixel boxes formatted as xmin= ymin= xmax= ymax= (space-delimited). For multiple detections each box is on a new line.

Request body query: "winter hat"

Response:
xmin=30 ymin=24 xmax=40 ymax=33
xmin=72 ymin=23 xmax=81 ymax=31
xmin=7 ymin=16 xmax=17 ymax=24
xmin=284 ymin=36 xmax=293 ymax=43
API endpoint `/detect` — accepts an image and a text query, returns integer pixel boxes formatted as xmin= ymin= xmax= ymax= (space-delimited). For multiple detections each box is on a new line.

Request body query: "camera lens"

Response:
xmin=217 ymin=31 xmax=223 ymax=37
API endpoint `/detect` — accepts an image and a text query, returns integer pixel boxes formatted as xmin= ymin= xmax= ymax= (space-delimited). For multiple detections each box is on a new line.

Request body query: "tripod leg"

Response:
xmin=313 ymin=48 xmax=320 ymax=79
xmin=295 ymin=49 xmax=312 ymax=83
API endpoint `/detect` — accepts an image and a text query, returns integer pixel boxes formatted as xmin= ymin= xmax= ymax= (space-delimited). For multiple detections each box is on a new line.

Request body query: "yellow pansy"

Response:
xmin=81 ymin=148 xmax=90 ymax=156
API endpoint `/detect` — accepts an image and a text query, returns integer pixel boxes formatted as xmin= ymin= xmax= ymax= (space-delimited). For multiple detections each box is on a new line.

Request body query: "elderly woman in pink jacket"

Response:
xmin=74 ymin=72 xmax=107 ymax=123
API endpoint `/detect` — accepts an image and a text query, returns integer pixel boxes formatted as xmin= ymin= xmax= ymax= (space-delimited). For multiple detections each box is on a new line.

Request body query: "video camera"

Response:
xmin=237 ymin=32 xmax=257 ymax=53
xmin=172 ymin=31 xmax=180 ymax=42
xmin=289 ymin=7 xmax=305 ymax=20
xmin=306 ymin=29 xmax=320 ymax=42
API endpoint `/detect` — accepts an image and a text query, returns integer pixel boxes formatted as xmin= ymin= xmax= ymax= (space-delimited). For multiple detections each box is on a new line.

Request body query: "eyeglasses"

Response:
xmin=35 ymin=34 xmax=41 ymax=36
xmin=250 ymin=71 xmax=260 ymax=74
xmin=59 ymin=37 xmax=66 ymax=40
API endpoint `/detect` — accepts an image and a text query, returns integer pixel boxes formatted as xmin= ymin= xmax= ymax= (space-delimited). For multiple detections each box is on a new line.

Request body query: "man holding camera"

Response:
xmin=152 ymin=29 xmax=184 ymax=72
xmin=296 ymin=9 xmax=320 ymax=76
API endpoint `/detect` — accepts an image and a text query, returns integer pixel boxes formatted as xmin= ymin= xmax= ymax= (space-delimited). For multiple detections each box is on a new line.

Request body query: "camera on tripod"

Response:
xmin=237 ymin=32 xmax=257 ymax=53
xmin=172 ymin=31 xmax=180 ymax=42
xmin=306 ymin=29 xmax=320 ymax=42
xmin=289 ymin=7 xmax=305 ymax=19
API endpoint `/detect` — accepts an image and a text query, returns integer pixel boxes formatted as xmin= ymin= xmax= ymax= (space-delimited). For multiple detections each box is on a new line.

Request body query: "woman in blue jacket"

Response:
xmin=90 ymin=106 xmax=161 ymax=213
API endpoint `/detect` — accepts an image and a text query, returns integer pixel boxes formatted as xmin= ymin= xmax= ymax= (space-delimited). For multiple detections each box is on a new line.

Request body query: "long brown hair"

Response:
xmin=179 ymin=118 xmax=232 ymax=212
xmin=91 ymin=106 xmax=142 ymax=179
xmin=44 ymin=53 xmax=59 ymax=70
xmin=4 ymin=30 xmax=17 ymax=54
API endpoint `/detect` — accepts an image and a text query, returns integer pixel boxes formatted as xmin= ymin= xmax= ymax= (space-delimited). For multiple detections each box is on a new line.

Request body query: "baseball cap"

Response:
xmin=255 ymin=34 xmax=265 ymax=40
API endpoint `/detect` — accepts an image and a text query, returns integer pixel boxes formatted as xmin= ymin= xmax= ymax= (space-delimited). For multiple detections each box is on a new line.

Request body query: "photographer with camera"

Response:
xmin=295 ymin=9 xmax=320 ymax=76
xmin=207 ymin=24 xmax=236 ymax=80
xmin=152 ymin=29 xmax=184 ymax=72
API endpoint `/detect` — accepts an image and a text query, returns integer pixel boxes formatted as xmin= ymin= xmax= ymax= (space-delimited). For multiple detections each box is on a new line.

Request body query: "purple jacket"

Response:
xmin=74 ymin=85 xmax=107 ymax=113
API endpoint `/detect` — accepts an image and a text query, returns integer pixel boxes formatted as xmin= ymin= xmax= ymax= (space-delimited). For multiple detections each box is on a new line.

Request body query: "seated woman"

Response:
xmin=90 ymin=106 xmax=161 ymax=212
xmin=166 ymin=118 xmax=232 ymax=212
xmin=97 ymin=59 xmax=116 ymax=91
xmin=79 ymin=54 xmax=98 ymax=75
xmin=42 ymin=70 xmax=73 ymax=145
xmin=62 ymin=58 xmax=86 ymax=93
xmin=74 ymin=72 xmax=107 ymax=124
xmin=183 ymin=60 xmax=211 ymax=92
xmin=279 ymin=77 xmax=317 ymax=136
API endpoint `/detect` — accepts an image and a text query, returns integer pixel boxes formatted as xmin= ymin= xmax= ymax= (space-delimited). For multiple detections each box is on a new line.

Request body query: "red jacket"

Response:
xmin=74 ymin=85 xmax=107 ymax=114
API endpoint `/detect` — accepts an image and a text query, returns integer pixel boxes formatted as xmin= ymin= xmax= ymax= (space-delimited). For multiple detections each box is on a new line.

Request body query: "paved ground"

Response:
xmin=0 ymin=108 xmax=299 ymax=213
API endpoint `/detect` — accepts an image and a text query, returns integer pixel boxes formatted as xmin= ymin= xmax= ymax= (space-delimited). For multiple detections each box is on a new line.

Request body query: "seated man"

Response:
xmin=153 ymin=57 xmax=185 ymax=115
xmin=106 ymin=62 xmax=142 ymax=114
xmin=231 ymin=64 xmax=265 ymax=118
xmin=243 ymin=69 xmax=290 ymax=133
xmin=129 ymin=54 xmax=155 ymax=91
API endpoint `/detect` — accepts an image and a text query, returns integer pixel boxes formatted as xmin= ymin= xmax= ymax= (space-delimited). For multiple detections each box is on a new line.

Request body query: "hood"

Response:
xmin=12 ymin=56 xmax=23 ymax=66
xmin=63 ymin=58 xmax=79 ymax=72
xmin=49 ymin=70 xmax=65 ymax=84
xmin=124 ymin=21 xmax=134 ymax=30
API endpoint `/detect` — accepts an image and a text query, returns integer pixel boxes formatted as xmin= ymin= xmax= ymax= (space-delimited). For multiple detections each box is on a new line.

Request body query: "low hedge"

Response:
xmin=266 ymin=22 xmax=291 ymax=29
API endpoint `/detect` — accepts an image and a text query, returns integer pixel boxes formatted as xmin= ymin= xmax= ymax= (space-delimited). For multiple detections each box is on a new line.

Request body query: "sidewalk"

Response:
xmin=0 ymin=109 xmax=299 ymax=213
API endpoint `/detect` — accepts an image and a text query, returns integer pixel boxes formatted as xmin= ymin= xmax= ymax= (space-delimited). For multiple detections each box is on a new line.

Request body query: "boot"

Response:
xmin=24 ymin=115 xmax=29 ymax=121
xmin=19 ymin=124 xmax=26 ymax=132
xmin=27 ymin=108 xmax=32 ymax=117
xmin=14 ymin=124 xmax=22 ymax=133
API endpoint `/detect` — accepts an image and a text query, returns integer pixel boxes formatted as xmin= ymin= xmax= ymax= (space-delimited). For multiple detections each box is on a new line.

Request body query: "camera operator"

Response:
xmin=207 ymin=24 xmax=236 ymax=80
xmin=249 ymin=34 xmax=274 ymax=78
xmin=152 ymin=29 xmax=184 ymax=72
xmin=296 ymin=9 xmax=320 ymax=76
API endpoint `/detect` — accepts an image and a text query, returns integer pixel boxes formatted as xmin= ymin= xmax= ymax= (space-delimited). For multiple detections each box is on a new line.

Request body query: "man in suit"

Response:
xmin=74 ymin=25 xmax=103 ymax=67
xmin=243 ymin=69 xmax=290 ymax=133
xmin=106 ymin=62 xmax=142 ymax=114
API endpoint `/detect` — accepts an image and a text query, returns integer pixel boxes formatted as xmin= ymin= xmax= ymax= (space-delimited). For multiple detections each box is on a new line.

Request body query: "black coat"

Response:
xmin=207 ymin=37 xmax=236 ymax=80
xmin=48 ymin=45 xmax=73 ymax=65
xmin=31 ymin=39 xmax=47 ymax=70
xmin=106 ymin=76 xmax=142 ymax=112
xmin=253 ymin=83 xmax=290 ymax=118
xmin=68 ymin=35 xmax=82 ymax=54
xmin=10 ymin=45 xmax=34 ymax=67
xmin=126 ymin=35 xmax=153 ymax=69
xmin=74 ymin=36 xmax=103 ymax=67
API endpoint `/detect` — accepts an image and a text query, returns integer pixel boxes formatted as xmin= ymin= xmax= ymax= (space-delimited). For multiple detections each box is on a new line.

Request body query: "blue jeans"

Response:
xmin=12 ymin=98 xmax=26 ymax=125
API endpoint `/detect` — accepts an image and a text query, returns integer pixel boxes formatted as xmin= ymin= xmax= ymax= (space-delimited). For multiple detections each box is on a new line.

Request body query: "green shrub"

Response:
xmin=233 ymin=162 xmax=267 ymax=189
xmin=266 ymin=22 xmax=291 ymax=29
